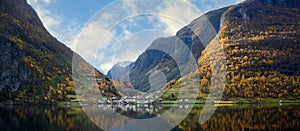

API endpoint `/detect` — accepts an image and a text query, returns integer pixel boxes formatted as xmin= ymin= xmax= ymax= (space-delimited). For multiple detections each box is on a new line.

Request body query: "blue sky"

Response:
xmin=28 ymin=0 xmax=243 ymax=73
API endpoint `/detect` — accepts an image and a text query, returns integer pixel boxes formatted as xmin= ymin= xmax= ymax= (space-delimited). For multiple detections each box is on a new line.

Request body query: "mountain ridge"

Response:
xmin=118 ymin=6 xmax=231 ymax=91
xmin=0 ymin=0 xmax=119 ymax=103
xmin=107 ymin=61 xmax=134 ymax=81
xmin=108 ymin=0 xmax=300 ymax=99
xmin=196 ymin=0 xmax=300 ymax=99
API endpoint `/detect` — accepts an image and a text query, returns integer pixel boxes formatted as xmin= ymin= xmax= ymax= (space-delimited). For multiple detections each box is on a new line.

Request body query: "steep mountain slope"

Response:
xmin=107 ymin=61 xmax=134 ymax=81
xmin=125 ymin=7 xmax=230 ymax=91
xmin=0 ymin=0 xmax=119 ymax=103
xmin=196 ymin=0 xmax=300 ymax=99
xmin=114 ymin=0 xmax=300 ymax=99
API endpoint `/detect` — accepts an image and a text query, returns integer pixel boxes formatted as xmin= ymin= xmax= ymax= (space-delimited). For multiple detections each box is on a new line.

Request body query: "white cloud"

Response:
xmin=71 ymin=1 xmax=141 ymax=72
xmin=28 ymin=0 xmax=82 ymax=50
xmin=98 ymin=30 xmax=171 ymax=73
xmin=29 ymin=0 xmax=54 ymax=4
xmin=39 ymin=10 xmax=61 ymax=28
xmin=29 ymin=0 xmax=244 ymax=74
xmin=61 ymin=20 xmax=82 ymax=49
xmin=42 ymin=0 xmax=52 ymax=4
xmin=72 ymin=0 xmax=203 ymax=73
xmin=155 ymin=0 xmax=200 ymax=34
xmin=74 ymin=20 xmax=116 ymax=63
xmin=28 ymin=0 xmax=61 ymax=30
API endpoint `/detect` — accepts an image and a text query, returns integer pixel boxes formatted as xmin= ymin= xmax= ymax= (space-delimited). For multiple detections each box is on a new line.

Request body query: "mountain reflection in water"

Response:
xmin=0 ymin=104 xmax=300 ymax=130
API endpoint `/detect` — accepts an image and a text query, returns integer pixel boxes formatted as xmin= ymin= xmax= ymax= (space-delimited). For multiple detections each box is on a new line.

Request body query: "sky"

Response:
xmin=28 ymin=0 xmax=243 ymax=74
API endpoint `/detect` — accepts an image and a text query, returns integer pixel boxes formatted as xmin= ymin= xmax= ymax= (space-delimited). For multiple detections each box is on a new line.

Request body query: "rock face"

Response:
xmin=257 ymin=0 xmax=300 ymax=8
xmin=221 ymin=0 xmax=300 ymax=26
xmin=197 ymin=0 xmax=300 ymax=99
xmin=128 ymin=37 xmax=181 ymax=91
xmin=0 ymin=0 xmax=119 ymax=102
xmin=108 ymin=0 xmax=300 ymax=97
xmin=0 ymin=37 xmax=30 ymax=93
xmin=121 ymin=7 xmax=230 ymax=91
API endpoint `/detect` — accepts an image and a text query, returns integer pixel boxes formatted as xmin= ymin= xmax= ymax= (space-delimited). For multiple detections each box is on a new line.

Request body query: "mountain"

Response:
xmin=107 ymin=61 xmax=134 ymax=81
xmin=0 ymin=0 xmax=119 ymax=103
xmin=121 ymin=7 xmax=230 ymax=91
xmin=111 ymin=0 xmax=300 ymax=99
xmin=196 ymin=0 xmax=300 ymax=99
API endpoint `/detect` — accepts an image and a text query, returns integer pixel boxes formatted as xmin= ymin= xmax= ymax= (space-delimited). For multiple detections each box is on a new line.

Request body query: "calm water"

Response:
xmin=0 ymin=104 xmax=300 ymax=130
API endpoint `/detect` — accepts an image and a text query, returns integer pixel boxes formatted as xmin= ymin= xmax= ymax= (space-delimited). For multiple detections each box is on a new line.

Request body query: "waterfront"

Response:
xmin=1 ymin=104 xmax=300 ymax=130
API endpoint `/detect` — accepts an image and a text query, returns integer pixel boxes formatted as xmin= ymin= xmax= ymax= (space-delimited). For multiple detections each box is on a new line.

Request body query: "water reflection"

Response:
xmin=0 ymin=104 xmax=300 ymax=130
xmin=0 ymin=105 xmax=100 ymax=131
xmin=176 ymin=104 xmax=300 ymax=131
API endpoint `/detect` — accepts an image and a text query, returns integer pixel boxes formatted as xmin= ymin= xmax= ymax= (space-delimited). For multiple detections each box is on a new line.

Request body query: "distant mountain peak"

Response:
xmin=116 ymin=61 xmax=133 ymax=68
xmin=107 ymin=61 xmax=134 ymax=81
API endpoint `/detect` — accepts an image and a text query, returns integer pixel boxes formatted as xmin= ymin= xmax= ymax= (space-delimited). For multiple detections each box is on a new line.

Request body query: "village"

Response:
xmin=97 ymin=94 xmax=163 ymax=105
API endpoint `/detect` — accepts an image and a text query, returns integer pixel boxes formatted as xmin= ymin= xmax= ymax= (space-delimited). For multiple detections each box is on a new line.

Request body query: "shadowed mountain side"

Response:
xmin=112 ymin=7 xmax=230 ymax=92
xmin=0 ymin=0 xmax=119 ymax=103
xmin=195 ymin=0 xmax=300 ymax=99
xmin=110 ymin=0 xmax=300 ymax=100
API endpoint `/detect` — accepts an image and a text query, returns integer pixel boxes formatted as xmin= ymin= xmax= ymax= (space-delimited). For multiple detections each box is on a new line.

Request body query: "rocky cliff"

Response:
xmin=196 ymin=0 xmax=300 ymax=99
xmin=0 ymin=0 xmax=119 ymax=103
xmin=124 ymin=7 xmax=230 ymax=91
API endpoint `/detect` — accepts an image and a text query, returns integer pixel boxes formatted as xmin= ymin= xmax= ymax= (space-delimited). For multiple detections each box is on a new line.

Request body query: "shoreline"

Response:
xmin=1 ymin=99 xmax=300 ymax=106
